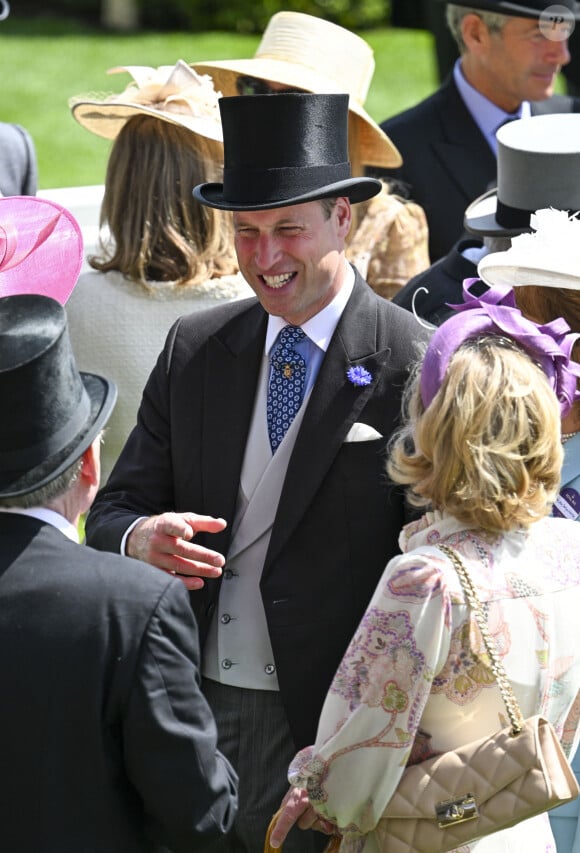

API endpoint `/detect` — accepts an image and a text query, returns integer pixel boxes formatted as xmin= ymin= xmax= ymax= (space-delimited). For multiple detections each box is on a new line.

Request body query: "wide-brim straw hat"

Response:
xmin=435 ymin=0 xmax=580 ymax=19
xmin=69 ymin=60 xmax=224 ymax=142
xmin=0 ymin=196 xmax=83 ymax=304
xmin=465 ymin=114 xmax=580 ymax=237
xmin=192 ymin=11 xmax=401 ymax=170
xmin=478 ymin=208 xmax=580 ymax=290
xmin=0 ymin=294 xmax=117 ymax=498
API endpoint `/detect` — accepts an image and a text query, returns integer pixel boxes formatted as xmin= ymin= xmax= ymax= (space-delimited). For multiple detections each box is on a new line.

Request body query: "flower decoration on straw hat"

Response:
xmin=478 ymin=208 xmax=580 ymax=291
xmin=69 ymin=60 xmax=223 ymax=142
xmin=420 ymin=280 xmax=580 ymax=417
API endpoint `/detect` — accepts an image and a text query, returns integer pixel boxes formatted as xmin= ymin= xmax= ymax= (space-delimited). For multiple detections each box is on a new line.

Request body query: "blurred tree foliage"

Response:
xmin=14 ymin=0 xmax=391 ymax=32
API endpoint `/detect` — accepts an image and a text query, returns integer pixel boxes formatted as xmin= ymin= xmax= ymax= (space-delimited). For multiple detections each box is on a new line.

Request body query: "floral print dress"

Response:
xmin=289 ymin=511 xmax=580 ymax=852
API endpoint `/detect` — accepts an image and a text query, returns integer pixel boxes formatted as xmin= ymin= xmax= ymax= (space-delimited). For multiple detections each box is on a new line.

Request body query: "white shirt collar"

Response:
xmin=0 ymin=506 xmax=79 ymax=542
xmin=265 ymin=261 xmax=355 ymax=353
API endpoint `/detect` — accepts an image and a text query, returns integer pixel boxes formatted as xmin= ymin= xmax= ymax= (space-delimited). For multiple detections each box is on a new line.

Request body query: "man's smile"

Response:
xmin=260 ymin=273 xmax=296 ymax=289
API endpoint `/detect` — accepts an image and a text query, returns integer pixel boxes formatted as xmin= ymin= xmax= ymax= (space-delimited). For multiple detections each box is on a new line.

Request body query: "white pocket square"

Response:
xmin=344 ymin=422 xmax=383 ymax=443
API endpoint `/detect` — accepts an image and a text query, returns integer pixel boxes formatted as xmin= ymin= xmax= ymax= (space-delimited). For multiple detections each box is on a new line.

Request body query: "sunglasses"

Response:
xmin=236 ymin=75 xmax=305 ymax=96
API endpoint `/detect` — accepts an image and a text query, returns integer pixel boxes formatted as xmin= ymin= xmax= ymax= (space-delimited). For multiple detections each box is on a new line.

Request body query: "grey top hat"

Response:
xmin=464 ymin=113 xmax=580 ymax=237
xmin=193 ymin=93 xmax=381 ymax=211
xmin=437 ymin=0 xmax=580 ymax=20
xmin=0 ymin=294 xmax=117 ymax=498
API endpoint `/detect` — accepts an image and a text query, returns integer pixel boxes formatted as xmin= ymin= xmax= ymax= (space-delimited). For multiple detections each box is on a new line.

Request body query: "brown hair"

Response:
xmin=90 ymin=115 xmax=237 ymax=286
xmin=515 ymin=285 xmax=580 ymax=361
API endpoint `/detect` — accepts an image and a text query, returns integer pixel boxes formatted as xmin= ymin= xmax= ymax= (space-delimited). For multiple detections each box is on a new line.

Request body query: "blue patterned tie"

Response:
xmin=267 ymin=325 xmax=307 ymax=453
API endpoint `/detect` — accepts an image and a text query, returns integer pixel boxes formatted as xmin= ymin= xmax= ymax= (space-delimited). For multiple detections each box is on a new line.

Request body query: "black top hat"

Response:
xmin=193 ymin=93 xmax=382 ymax=211
xmin=437 ymin=0 xmax=580 ymax=20
xmin=0 ymin=294 xmax=117 ymax=498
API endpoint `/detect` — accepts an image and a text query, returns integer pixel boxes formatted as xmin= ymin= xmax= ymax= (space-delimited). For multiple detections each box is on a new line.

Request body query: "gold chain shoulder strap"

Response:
xmin=436 ymin=543 xmax=525 ymax=735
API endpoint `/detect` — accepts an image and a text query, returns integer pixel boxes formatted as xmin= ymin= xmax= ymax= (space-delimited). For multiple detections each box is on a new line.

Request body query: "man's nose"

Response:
xmin=545 ymin=33 xmax=571 ymax=66
xmin=254 ymin=235 xmax=281 ymax=269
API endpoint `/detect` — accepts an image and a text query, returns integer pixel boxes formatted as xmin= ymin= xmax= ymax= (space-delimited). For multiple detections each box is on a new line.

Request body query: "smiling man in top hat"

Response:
xmin=378 ymin=0 xmax=580 ymax=263
xmin=192 ymin=10 xmax=430 ymax=299
xmin=0 ymin=198 xmax=238 ymax=851
xmin=85 ymin=92 xmax=429 ymax=853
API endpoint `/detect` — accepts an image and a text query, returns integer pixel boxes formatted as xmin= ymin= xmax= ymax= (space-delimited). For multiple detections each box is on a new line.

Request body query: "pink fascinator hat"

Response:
xmin=0 ymin=196 xmax=83 ymax=304
xmin=420 ymin=281 xmax=580 ymax=417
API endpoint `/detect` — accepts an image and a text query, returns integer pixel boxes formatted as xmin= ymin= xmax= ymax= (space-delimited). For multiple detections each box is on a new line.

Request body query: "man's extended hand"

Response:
xmin=269 ymin=787 xmax=336 ymax=849
xmin=127 ymin=512 xmax=226 ymax=590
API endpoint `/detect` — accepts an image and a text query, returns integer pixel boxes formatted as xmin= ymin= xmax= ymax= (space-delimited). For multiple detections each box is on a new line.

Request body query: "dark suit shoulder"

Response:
xmin=393 ymin=255 xmax=452 ymax=311
xmin=168 ymin=294 xmax=260 ymax=346
xmin=0 ymin=121 xmax=38 ymax=196
xmin=381 ymin=81 xmax=452 ymax=134
xmin=179 ymin=293 xmax=258 ymax=330
xmin=353 ymin=273 xmax=432 ymax=361
xmin=393 ymin=240 xmax=483 ymax=325
xmin=22 ymin=517 xmax=186 ymax=609
xmin=82 ymin=540 xmax=181 ymax=597
xmin=156 ymin=295 xmax=263 ymax=375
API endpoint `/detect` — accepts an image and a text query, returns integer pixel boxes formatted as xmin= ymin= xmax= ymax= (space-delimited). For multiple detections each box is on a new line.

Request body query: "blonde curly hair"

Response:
xmin=387 ymin=335 xmax=562 ymax=532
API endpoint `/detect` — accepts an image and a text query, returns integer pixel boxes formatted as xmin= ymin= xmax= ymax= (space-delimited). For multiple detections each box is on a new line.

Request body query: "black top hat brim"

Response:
xmin=463 ymin=187 xmax=539 ymax=236
xmin=194 ymin=176 xmax=382 ymax=211
xmin=436 ymin=0 xmax=580 ymax=20
xmin=0 ymin=372 xmax=117 ymax=499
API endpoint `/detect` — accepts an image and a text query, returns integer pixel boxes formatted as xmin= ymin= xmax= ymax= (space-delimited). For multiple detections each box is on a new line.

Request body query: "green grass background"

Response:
xmin=0 ymin=17 xmax=439 ymax=189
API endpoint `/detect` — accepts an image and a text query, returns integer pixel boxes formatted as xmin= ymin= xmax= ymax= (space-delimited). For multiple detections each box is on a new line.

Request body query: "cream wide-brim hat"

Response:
xmin=192 ymin=11 xmax=402 ymax=170
xmin=69 ymin=60 xmax=224 ymax=142
xmin=478 ymin=208 xmax=580 ymax=291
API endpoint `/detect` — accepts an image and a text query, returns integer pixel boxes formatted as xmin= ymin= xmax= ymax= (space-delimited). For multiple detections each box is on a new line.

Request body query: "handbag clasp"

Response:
xmin=436 ymin=795 xmax=479 ymax=828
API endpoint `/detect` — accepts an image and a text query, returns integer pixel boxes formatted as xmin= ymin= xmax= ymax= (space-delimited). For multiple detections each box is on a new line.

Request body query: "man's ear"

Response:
xmin=461 ymin=12 xmax=493 ymax=55
xmin=79 ymin=438 xmax=100 ymax=488
xmin=335 ymin=196 xmax=352 ymax=238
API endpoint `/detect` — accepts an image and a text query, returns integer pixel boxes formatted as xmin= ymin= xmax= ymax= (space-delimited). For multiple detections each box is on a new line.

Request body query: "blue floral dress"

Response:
xmin=289 ymin=512 xmax=580 ymax=852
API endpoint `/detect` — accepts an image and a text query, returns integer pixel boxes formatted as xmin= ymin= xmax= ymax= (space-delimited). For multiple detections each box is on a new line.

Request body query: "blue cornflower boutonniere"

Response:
xmin=346 ymin=366 xmax=372 ymax=387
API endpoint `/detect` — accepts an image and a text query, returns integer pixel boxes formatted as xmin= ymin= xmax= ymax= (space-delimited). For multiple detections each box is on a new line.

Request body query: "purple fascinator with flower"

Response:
xmin=420 ymin=280 xmax=580 ymax=417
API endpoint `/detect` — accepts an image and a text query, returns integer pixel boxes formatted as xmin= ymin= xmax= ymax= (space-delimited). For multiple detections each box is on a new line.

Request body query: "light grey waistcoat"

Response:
xmin=202 ymin=352 xmax=310 ymax=690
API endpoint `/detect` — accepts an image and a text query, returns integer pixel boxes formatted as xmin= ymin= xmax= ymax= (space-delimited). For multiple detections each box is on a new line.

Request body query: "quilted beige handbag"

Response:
xmin=374 ymin=543 xmax=580 ymax=852
xmin=265 ymin=545 xmax=579 ymax=853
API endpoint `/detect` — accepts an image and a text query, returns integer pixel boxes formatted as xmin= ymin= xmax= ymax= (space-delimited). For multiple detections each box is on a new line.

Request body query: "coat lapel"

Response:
xmin=431 ymin=78 xmax=496 ymax=204
xmin=264 ymin=276 xmax=391 ymax=569
xmin=201 ymin=301 xmax=268 ymax=549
